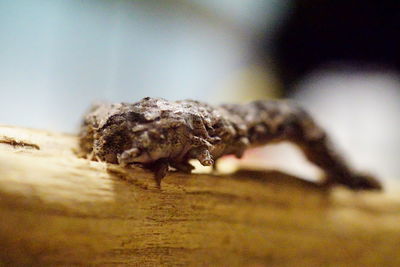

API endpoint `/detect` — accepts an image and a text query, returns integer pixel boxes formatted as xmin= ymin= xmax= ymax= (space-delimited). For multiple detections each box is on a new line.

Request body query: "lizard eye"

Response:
xmin=139 ymin=132 xmax=151 ymax=147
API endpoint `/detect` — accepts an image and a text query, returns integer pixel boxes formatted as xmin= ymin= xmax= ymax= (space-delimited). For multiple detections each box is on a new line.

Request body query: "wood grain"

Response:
xmin=0 ymin=125 xmax=399 ymax=266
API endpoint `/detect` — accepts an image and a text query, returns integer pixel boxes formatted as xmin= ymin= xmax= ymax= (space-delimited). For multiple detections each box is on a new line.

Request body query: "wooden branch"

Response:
xmin=0 ymin=125 xmax=399 ymax=266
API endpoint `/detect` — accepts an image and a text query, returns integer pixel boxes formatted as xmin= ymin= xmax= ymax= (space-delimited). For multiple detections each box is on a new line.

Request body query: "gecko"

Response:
xmin=79 ymin=97 xmax=382 ymax=190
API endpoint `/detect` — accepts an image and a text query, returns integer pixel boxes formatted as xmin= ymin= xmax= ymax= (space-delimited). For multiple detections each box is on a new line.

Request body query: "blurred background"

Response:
xmin=1 ymin=0 xmax=399 ymax=186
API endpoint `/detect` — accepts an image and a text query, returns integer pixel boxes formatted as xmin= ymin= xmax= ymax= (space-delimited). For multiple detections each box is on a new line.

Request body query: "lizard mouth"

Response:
xmin=117 ymin=146 xmax=173 ymax=164
xmin=117 ymin=148 xmax=141 ymax=165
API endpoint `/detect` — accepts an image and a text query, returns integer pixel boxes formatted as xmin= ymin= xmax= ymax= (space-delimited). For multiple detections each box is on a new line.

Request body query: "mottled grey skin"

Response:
xmin=80 ymin=97 xmax=382 ymax=190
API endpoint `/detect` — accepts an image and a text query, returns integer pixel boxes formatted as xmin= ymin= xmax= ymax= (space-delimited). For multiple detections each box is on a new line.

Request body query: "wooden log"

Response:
xmin=0 ymin=125 xmax=399 ymax=266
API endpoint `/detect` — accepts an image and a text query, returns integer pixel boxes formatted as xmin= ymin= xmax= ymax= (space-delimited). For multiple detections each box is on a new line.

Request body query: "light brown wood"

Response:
xmin=0 ymin=125 xmax=399 ymax=266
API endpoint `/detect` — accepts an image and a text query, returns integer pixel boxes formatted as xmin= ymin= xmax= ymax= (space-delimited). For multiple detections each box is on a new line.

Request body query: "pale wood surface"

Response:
xmin=0 ymin=125 xmax=399 ymax=266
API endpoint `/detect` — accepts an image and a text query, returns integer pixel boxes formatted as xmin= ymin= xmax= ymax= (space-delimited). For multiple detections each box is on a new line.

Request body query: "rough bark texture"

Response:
xmin=0 ymin=125 xmax=399 ymax=266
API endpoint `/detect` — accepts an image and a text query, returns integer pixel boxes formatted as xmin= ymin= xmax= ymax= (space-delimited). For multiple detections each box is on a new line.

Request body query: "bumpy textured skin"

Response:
xmin=80 ymin=97 xmax=382 ymax=190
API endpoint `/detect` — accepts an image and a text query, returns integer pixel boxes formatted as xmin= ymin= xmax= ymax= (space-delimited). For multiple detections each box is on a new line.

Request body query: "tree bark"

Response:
xmin=0 ymin=125 xmax=399 ymax=266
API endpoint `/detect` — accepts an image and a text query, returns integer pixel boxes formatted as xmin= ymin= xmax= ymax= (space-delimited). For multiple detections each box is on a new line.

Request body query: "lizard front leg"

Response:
xmin=147 ymin=159 xmax=169 ymax=188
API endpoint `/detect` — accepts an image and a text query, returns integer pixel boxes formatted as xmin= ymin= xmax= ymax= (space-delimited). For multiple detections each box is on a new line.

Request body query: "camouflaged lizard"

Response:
xmin=79 ymin=97 xmax=381 ymax=190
